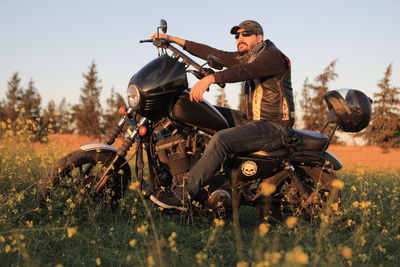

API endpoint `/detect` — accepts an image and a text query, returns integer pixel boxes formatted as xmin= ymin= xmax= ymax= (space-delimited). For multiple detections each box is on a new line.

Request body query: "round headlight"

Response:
xmin=127 ymin=83 xmax=140 ymax=109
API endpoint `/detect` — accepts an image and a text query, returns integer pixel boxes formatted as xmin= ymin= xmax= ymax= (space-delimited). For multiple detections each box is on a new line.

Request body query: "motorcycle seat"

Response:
xmin=292 ymin=129 xmax=329 ymax=151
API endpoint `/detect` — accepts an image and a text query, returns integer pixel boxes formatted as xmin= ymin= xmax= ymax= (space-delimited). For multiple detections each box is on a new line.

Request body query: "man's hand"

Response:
xmin=150 ymin=33 xmax=168 ymax=39
xmin=190 ymin=75 xmax=216 ymax=102
xmin=150 ymin=33 xmax=185 ymax=47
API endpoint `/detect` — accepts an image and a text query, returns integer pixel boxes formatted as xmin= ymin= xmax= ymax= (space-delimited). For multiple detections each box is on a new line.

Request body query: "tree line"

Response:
xmin=1 ymin=61 xmax=399 ymax=149
xmin=0 ymin=62 xmax=124 ymax=141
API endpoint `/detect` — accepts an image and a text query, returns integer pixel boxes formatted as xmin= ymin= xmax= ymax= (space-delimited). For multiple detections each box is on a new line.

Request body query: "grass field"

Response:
xmin=1 ymin=131 xmax=399 ymax=266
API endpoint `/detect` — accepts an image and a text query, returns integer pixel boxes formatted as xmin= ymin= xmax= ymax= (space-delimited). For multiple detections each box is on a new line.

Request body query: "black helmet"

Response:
xmin=324 ymin=89 xmax=372 ymax=132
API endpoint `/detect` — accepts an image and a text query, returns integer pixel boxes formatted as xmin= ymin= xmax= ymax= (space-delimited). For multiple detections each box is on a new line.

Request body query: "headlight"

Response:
xmin=127 ymin=83 xmax=140 ymax=109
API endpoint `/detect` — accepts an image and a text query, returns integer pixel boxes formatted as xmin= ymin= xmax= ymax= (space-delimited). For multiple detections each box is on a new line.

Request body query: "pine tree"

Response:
xmin=215 ymin=86 xmax=230 ymax=108
xmin=58 ymin=98 xmax=74 ymax=134
xmin=4 ymin=72 xmax=23 ymax=121
xmin=300 ymin=61 xmax=338 ymax=132
xmin=73 ymin=62 xmax=103 ymax=138
xmin=0 ymin=101 xmax=6 ymax=122
xmin=356 ymin=64 xmax=400 ymax=150
xmin=102 ymin=88 xmax=126 ymax=134
xmin=20 ymin=79 xmax=42 ymax=121
xmin=20 ymin=79 xmax=44 ymax=141
xmin=42 ymin=100 xmax=61 ymax=135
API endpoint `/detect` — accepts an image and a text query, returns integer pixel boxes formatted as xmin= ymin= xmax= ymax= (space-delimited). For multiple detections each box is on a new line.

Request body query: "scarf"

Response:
xmin=236 ymin=41 xmax=267 ymax=64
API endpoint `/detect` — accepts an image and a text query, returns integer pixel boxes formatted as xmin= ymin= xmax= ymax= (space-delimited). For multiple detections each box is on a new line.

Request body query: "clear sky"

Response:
xmin=1 ymin=0 xmax=399 ymax=111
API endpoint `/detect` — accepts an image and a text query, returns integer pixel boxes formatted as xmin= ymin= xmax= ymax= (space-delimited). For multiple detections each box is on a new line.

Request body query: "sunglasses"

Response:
xmin=234 ymin=31 xmax=256 ymax=39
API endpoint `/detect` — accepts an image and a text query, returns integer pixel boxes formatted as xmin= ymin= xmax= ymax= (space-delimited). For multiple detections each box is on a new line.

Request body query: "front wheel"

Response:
xmin=38 ymin=149 xmax=131 ymax=211
xmin=256 ymin=166 xmax=341 ymax=224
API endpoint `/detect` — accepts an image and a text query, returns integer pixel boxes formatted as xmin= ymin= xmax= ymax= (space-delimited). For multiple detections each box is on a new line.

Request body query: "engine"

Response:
xmin=153 ymin=118 xmax=208 ymax=184
xmin=155 ymin=134 xmax=189 ymax=176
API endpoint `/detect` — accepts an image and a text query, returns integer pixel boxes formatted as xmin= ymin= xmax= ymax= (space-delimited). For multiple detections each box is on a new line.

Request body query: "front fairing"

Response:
xmin=128 ymin=55 xmax=188 ymax=120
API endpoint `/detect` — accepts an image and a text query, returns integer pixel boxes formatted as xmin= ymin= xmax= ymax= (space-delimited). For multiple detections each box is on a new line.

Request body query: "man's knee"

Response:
xmin=209 ymin=129 xmax=231 ymax=150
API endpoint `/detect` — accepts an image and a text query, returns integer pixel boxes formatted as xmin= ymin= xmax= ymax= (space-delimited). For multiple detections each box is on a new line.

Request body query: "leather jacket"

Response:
xmin=184 ymin=39 xmax=295 ymax=127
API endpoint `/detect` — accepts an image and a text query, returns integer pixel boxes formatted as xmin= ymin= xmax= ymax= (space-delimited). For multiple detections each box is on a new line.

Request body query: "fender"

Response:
xmin=324 ymin=151 xmax=343 ymax=170
xmin=79 ymin=143 xmax=130 ymax=162
xmin=80 ymin=142 xmax=118 ymax=153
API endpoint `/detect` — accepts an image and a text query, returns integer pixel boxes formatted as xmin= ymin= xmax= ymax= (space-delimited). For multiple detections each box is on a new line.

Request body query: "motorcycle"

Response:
xmin=38 ymin=20 xmax=372 ymax=222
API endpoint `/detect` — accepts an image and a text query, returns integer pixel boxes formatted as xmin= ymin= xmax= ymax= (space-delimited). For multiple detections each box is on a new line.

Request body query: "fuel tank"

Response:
xmin=169 ymin=91 xmax=230 ymax=134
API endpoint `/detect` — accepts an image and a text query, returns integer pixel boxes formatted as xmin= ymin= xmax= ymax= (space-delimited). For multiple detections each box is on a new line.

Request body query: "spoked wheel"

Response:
xmin=38 ymin=149 xmax=131 ymax=212
xmin=256 ymin=166 xmax=341 ymax=224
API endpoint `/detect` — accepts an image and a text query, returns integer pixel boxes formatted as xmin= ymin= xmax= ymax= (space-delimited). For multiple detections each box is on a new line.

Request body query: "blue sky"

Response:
xmin=1 ymin=0 xmax=399 ymax=111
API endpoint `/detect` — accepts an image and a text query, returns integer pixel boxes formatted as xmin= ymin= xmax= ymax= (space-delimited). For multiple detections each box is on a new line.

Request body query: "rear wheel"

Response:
xmin=38 ymin=150 xmax=131 ymax=211
xmin=256 ymin=166 xmax=341 ymax=224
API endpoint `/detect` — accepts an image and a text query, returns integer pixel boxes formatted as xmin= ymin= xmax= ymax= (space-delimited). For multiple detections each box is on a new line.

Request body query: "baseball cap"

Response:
xmin=230 ymin=20 xmax=264 ymax=36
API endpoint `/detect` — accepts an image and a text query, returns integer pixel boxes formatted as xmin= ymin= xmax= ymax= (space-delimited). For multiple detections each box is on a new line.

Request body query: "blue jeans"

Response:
xmin=186 ymin=120 xmax=289 ymax=196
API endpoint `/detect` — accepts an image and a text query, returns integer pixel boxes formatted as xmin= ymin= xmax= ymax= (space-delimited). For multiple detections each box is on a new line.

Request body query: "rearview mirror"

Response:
xmin=207 ymin=54 xmax=224 ymax=70
xmin=159 ymin=19 xmax=168 ymax=33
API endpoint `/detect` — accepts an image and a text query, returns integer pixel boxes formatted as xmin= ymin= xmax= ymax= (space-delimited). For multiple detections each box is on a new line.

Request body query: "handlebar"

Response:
xmin=139 ymin=39 xmax=153 ymax=43
xmin=140 ymin=38 xmax=225 ymax=88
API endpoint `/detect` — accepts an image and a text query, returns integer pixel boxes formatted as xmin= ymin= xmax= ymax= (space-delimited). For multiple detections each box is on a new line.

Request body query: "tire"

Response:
xmin=38 ymin=149 xmax=131 ymax=210
xmin=256 ymin=166 xmax=341 ymax=224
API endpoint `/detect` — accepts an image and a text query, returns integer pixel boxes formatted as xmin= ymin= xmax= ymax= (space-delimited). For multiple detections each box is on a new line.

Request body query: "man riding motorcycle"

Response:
xmin=150 ymin=20 xmax=295 ymax=211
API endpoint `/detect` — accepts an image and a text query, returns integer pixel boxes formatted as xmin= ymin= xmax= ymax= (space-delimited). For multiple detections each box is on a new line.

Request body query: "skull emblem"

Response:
xmin=241 ymin=161 xmax=257 ymax=176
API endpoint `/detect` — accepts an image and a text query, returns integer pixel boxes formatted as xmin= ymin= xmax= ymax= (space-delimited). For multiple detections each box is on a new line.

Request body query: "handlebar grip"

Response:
xmin=139 ymin=39 xmax=153 ymax=43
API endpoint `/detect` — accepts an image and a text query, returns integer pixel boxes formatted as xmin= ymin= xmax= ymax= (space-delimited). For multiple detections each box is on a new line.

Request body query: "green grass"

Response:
xmin=0 ymin=133 xmax=399 ymax=266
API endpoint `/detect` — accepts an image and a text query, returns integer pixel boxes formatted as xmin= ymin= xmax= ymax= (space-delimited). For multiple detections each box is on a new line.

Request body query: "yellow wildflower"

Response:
xmin=95 ymin=257 xmax=101 ymax=265
xmin=259 ymin=223 xmax=270 ymax=237
xmin=342 ymin=246 xmax=352 ymax=259
xmin=136 ymin=224 xmax=148 ymax=235
xmin=285 ymin=216 xmax=297 ymax=228
xmin=285 ymin=246 xmax=309 ymax=264
xmin=260 ymin=183 xmax=276 ymax=196
xmin=67 ymin=227 xmax=77 ymax=238
xmin=213 ymin=218 xmax=225 ymax=227
xmin=359 ymin=236 xmax=366 ymax=246
xmin=128 ymin=239 xmax=136 ymax=247
xmin=264 ymin=252 xmax=281 ymax=264
xmin=169 ymin=232 xmax=177 ymax=240
xmin=359 ymin=201 xmax=371 ymax=209
xmin=196 ymin=252 xmax=208 ymax=265
xmin=332 ymin=179 xmax=345 ymax=189
xmin=377 ymin=244 xmax=386 ymax=253
xmin=129 ymin=181 xmax=140 ymax=191
xmin=236 ymin=261 xmax=248 ymax=267
xmin=147 ymin=256 xmax=155 ymax=266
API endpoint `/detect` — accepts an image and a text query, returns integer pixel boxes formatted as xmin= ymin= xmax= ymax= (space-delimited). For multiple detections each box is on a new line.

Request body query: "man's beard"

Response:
xmin=237 ymin=42 xmax=249 ymax=55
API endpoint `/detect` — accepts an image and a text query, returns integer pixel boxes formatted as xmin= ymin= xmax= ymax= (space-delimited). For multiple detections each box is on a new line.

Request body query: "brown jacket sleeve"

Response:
xmin=212 ymin=48 xmax=287 ymax=84
xmin=184 ymin=40 xmax=239 ymax=67
xmin=184 ymin=40 xmax=287 ymax=85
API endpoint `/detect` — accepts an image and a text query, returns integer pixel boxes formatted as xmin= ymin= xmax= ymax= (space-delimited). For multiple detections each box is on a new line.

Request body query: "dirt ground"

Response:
xmin=47 ymin=134 xmax=400 ymax=169
xmin=328 ymin=145 xmax=400 ymax=169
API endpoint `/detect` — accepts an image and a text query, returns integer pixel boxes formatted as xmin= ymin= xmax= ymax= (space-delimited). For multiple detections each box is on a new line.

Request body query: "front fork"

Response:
xmin=93 ymin=108 xmax=148 ymax=193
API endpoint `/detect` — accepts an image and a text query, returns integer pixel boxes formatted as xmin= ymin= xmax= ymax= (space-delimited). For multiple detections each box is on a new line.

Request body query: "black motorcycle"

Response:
xmin=38 ymin=20 xmax=372 ymax=222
